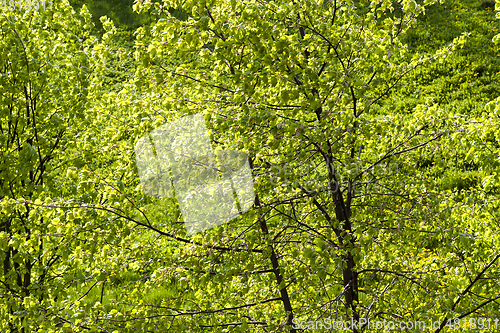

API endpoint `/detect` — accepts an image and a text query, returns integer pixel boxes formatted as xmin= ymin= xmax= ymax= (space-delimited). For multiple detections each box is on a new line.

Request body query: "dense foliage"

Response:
xmin=1 ymin=0 xmax=500 ymax=332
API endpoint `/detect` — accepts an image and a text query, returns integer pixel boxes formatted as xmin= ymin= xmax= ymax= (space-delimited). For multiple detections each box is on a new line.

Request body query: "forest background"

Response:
xmin=1 ymin=0 xmax=500 ymax=332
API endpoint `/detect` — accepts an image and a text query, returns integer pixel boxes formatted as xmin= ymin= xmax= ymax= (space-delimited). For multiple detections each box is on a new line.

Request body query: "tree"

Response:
xmin=0 ymin=2 xmax=99 ymax=331
xmin=121 ymin=0 xmax=499 ymax=331
xmin=494 ymin=0 xmax=500 ymax=43
xmin=2 ymin=0 xmax=499 ymax=332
